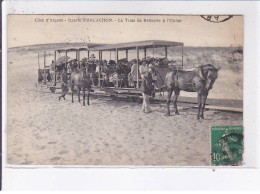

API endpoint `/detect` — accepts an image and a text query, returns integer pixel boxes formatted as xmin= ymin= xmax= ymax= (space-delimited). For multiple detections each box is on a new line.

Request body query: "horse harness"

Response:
xmin=173 ymin=69 xmax=206 ymax=88
xmin=155 ymin=67 xmax=206 ymax=90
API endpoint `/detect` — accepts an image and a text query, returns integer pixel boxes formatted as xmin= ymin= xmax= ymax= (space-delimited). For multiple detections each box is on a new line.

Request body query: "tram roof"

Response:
xmin=89 ymin=40 xmax=184 ymax=51
xmin=56 ymin=47 xmax=89 ymax=53
xmin=41 ymin=43 xmax=104 ymax=53
xmin=43 ymin=40 xmax=183 ymax=53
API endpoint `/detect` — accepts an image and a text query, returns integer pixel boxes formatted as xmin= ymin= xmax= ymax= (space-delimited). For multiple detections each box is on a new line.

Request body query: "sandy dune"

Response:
xmin=7 ymin=51 xmax=243 ymax=166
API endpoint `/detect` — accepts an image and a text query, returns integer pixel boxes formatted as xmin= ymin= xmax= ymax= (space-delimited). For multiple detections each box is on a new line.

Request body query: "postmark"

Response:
xmin=201 ymin=15 xmax=233 ymax=23
xmin=211 ymin=126 xmax=243 ymax=166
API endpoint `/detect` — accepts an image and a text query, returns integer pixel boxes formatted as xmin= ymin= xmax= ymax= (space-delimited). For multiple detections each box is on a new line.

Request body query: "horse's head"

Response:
xmin=80 ymin=64 xmax=90 ymax=75
xmin=198 ymin=64 xmax=220 ymax=90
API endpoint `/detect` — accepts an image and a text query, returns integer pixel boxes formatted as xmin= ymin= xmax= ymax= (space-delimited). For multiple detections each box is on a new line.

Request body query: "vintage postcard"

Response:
xmin=7 ymin=14 xmax=243 ymax=166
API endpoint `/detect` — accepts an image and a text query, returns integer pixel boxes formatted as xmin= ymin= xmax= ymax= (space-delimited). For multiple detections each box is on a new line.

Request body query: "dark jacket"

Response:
xmin=140 ymin=72 xmax=154 ymax=95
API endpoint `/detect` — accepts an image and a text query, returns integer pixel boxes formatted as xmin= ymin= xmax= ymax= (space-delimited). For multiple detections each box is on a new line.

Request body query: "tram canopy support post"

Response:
xmin=152 ymin=44 xmax=155 ymax=63
xmin=115 ymin=48 xmax=118 ymax=88
xmin=43 ymin=51 xmax=46 ymax=84
xmin=126 ymin=49 xmax=128 ymax=61
xmin=78 ymin=50 xmax=81 ymax=68
xmin=38 ymin=52 xmax=40 ymax=69
xmin=181 ymin=45 xmax=184 ymax=69
xmin=165 ymin=46 xmax=167 ymax=59
xmin=144 ymin=48 xmax=147 ymax=59
xmin=54 ymin=50 xmax=57 ymax=86
xmin=116 ymin=48 xmax=118 ymax=63
xmin=98 ymin=51 xmax=102 ymax=87
xmin=137 ymin=46 xmax=139 ymax=89
xmin=88 ymin=50 xmax=90 ymax=59
xmin=65 ymin=50 xmax=67 ymax=72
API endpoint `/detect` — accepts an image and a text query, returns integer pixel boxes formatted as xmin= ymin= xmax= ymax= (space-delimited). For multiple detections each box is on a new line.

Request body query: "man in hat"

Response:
xmin=89 ymin=54 xmax=96 ymax=62
xmin=139 ymin=59 xmax=149 ymax=79
xmin=139 ymin=59 xmax=153 ymax=113
xmin=58 ymin=68 xmax=69 ymax=101
xmin=129 ymin=59 xmax=140 ymax=88
xmin=88 ymin=54 xmax=98 ymax=85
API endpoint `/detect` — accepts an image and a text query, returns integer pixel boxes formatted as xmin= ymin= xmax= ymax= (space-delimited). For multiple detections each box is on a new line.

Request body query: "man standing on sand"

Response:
xmin=139 ymin=59 xmax=153 ymax=113
xmin=58 ymin=68 xmax=69 ymax=101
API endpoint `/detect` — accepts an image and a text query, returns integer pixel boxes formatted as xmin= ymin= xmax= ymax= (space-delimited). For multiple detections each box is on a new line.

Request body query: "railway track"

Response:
xmin=35 ymin=84 xmax=243 ymax=113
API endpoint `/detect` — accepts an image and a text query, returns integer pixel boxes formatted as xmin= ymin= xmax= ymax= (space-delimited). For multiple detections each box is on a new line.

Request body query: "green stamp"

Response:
xmin=211 ymin=126 xmax=243 ymax=166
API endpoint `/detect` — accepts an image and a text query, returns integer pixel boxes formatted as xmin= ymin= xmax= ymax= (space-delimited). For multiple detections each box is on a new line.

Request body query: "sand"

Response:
xmin=7 ymin=51 xmax=243 ymax=166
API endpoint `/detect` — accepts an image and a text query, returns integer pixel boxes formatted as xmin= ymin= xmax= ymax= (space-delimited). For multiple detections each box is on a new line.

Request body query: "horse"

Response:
xmin=68 ymin=59 xmax=79 ymax=72
xmin=56 ymin=62 xmax=66 ymax=72
xmin=58 ymin=66 xmax=92 ymax=106
xmin=161 ymin=64 xmax=219 ymax=119
xmin=70 ymin=66 xmax=92 ymax=106
xmin=58 ymin=70 xmax=69 ymax=101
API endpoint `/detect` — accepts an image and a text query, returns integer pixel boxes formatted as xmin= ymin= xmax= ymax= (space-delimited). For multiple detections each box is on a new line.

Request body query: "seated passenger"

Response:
xmin=89 ymin=54 xmax=96 ymax=62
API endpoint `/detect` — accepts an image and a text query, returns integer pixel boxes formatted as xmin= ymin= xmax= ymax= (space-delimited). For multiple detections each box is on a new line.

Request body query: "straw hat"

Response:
xmin=89 ymin=54 xmax=96 ymax=59
xmin=142 ymin=58 xmax=148 ymax=64
xmin=131 ymin=59 xmax=137 ymax=64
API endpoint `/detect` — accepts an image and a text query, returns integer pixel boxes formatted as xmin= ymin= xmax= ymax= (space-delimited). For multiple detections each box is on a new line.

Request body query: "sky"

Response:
xmin=8 ymin=15 xmax=243 ymax=48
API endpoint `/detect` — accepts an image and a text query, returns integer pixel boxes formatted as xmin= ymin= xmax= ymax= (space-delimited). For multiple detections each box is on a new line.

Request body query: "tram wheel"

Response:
xmin=111 ymin=95 xmax=116 ymax=101
xmin=50 ymin=87 xmax=56 ymax=93
xmin=131 ymin=96 xmax=138 ymax=102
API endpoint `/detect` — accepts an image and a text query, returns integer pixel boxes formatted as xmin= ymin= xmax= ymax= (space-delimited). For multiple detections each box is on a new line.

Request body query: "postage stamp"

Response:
xmin=211 ymin=126 xmax=244 ymax=166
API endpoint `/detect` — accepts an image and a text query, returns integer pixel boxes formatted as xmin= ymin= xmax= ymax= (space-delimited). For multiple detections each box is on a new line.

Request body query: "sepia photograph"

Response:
xmin=7 ymin=14 xmax=243 ymax=166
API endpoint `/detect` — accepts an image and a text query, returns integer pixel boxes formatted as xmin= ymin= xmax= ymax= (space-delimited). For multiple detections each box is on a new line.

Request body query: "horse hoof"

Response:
xmin=197 ymin=116 xmax=200 ymax=120
xmin=175 ymin=112 xmax=180 ymax=115
xmin=58 ymin=97 xmax=61 ymax=101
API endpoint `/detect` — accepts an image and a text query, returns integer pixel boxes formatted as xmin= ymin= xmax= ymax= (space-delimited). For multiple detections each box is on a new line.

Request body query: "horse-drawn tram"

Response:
xmin=37 ymin=40 xmax=242 ymax=116
xmin=38 ymin=40 xmax=185 ymax=100
xmin=36 ymin=40 xmax=243 ymax=117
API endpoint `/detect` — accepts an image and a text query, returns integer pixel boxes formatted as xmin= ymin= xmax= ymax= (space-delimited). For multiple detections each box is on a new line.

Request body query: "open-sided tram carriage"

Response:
xmin=90 ymin=40 xmax=184 ymax=99
xmin=37 ymin=47 xmax=90 ymax=89
xmin=37 ymin=40 xmax=184 ymax=99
